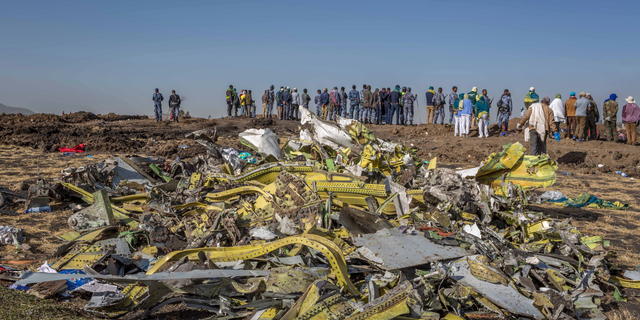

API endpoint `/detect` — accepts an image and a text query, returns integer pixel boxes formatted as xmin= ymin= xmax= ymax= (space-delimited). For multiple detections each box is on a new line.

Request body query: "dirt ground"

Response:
xmin=1 ymin=113 xmax=640 ymax=319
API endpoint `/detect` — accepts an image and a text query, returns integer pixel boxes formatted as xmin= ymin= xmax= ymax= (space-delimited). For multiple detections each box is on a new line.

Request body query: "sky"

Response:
xmin=1 ymin=0 xmax=639 ymax=121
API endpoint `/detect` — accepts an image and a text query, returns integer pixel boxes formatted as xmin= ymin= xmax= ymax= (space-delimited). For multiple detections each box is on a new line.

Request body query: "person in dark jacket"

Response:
xmin=425 ymin=86 xmax=436 ymax=124
xmin=225 ymin=85 xmax=234 ymax=117
xmin=169 ymin=90 xmax=181 ymax=122
xmin=389 ymin=85 xmax=402 ymax=125
xmin=153 ymin=88 xmax=164 ymax=122
xmin=320 ymin=88 xmax=330 ymax=120
xmin=280 ymin=89 xmax=292 ymax=120
xmin=339 ymin=87 xmax=348 ymax=118
xmin=378 ymin=88 xmax=388 ymax=125
xmin=301 ymin=88 xmax=311 ymax=110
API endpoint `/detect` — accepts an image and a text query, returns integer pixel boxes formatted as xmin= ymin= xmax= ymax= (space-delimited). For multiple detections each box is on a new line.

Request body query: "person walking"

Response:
xmin=448 ymin=86 xmax=458 ymax=125
xmin=622 ymin=96 xmax=640 ymax=145
xmin=460 ymin=94 xmax=473 ymax=137
xmin=549 ymin=94 xmax=565 ymax=136
xmin=474 ymin=95 xmax=490 ymax=138
xmin=425 ymin=86 xmax=436 ymax=124
xmin=586 ymin=94 xmax=599 ymax=140
xmin=602 ymin=94 xmax=618 ymax=142
xmin=496 ymin=89 xmax=513 ymax=133
xmin=152 ymin=88 xmax=164 ymax=122
xmin=169 ymin=90 xmax=181 ymax=122
xmin=402 ymin=87 xmax=416 ymax=126
xmin=433 ymin=87 xmax=446 ymax=125
xmin=565 ymin=92 xmax=578 ymax=138
xmin=574 ymin=92 xmax=590 ymax=142
xmin=226 ymin=85 xmax=235 ymax=117
xmin=517 ymin=97 xmax=561 ymax=155
xmin=291 ymin=88 xmax=300 ymax=120
xmin=301 ymin=89 xmax=311 ymax=111
xmin=348 ymin=85 xmax=360 ymax=120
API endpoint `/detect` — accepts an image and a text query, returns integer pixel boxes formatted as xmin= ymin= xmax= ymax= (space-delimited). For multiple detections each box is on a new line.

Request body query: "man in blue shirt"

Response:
xmin=320 ymin=88 xmax=330 ymax=120
xmin=152 ymin=88 xmax=164 ymax=122
xmin=348 ymin=85 xmax=360 ymax=120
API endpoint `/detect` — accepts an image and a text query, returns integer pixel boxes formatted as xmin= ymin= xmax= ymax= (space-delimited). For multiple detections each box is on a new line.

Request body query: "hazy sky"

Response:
xmin=1 ymin=0 xmax=639 ymax=121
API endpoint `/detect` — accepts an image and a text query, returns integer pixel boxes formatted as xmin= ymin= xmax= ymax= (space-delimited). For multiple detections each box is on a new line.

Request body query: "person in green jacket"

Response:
xmin=474 ymin=95 xmax=490 ymax=138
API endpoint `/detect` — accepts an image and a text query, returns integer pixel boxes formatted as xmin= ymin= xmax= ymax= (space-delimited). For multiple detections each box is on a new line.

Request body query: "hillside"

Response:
xmin=0 ymin=102 xmax=34 ymax=115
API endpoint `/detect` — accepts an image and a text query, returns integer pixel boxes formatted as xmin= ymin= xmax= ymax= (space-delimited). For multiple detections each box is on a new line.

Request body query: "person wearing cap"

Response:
xmin=622 ymin=96 xmax=640 ymax=145
xmin=226 ymin=85 xmax=235 ymax=117
xmin=425 ymin=86 xmax=436 ymax=124
xmin=320 ymin=88 xmax=330 ymax=120
xmin=291 ymin=88 xmax=300 ymax=121
xmin=574 ymin=92 xmax=590 ymax=142
xmin=168 ymin=90 xmax=181 ymax=122
xmin=448 ymin=86 xmax=458 ymax=125
xmin=402 ymin=87 xmax=416 ymax=126
xmin=276 ymin=87 xmax=284 ymax=120
xmin=389 ymin=85 xmax=402 ymax=125
xmin=361 ymin=85 xmax=372 ymax=123
xmin=152 ymin=88 xmax=164 ymax=122
xmin=517 ymin=97 xmax=560 ymax=155
xmin=496 ymin=89 xmax=513 ymax=133
xmin=565 ymin=92 xmax=578 ymax=138
xmin=329 ymin=87 xmax=341 ymax=121
xmin=433 ymin=87 xmax=446 ymax=125
xmin=474 ymin=95 xmax=490 ymax=138
xmin=348 ymin=85 xmax=360 ymax=120
xmin=549 ymin=94 xmax=565 ymax=136
xmin=266 ymin=85 xmax=275 ymax=118
xmin=602 ymin=94 xmax=619 ymax=142
xmin=585 ymin=94 xmax=599 ymax=140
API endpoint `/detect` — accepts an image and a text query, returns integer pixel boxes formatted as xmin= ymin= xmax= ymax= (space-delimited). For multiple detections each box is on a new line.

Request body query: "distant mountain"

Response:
xmin=0 ymin=103 xmax=34 ymax=115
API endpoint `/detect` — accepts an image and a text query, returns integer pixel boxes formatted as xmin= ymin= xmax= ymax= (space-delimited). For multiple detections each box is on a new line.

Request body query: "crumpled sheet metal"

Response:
xmin=353 ymin=228 xmax=469 ymax=270
xmin=300 ymin=107 xmax=355 ymax=150
xmin=448 ymin=255 xmax=544 ymax=319
xmin=239 ymin=128 xmax=281 ymax=159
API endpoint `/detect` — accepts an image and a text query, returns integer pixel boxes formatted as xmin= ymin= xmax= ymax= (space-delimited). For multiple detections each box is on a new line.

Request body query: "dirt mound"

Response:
xmin=98 ymin=113 xmax=149 ymax=121
xmin=249 ymin=117 xmax=276 ymax=128
xmin=61 ymin=111 xmax=100 ymax=123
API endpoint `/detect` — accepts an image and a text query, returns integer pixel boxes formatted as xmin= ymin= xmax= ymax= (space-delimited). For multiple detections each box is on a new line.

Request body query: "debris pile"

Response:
xmin=4 ymin=107 xmax=635 ymax=319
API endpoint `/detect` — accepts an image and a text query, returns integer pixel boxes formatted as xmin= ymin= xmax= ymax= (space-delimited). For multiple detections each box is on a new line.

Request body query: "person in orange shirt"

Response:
xmin=564 ymin=92 xmax=578 ymax=138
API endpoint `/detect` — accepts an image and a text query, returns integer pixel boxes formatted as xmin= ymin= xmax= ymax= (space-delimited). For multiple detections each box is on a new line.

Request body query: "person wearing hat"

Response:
xmin=496 ymin=89 xmax=513 ymax=133
xmin=574 ymin=92 xmax=590 ymax=142
xmin=402 ymin=87 xmax=416 ymax=126
xmin=602 ymin=94 xmax=619 ymax=142
xmin=467 ymin=87 xmax=479 ymax=127
xmin=425 ymin=86 xmax=436 ymax=124
xmin=433 ymin=87 xmax=446 ymax=125
xmin=517 ymin=97 xmax=560 ymax=155
xmin=348 ymin=85 xmax=360 ymax=120
xmin=523 ymin=87 xmax=539 ymax=116
xmin=168 ymin=90 xmax=181 ymax=122
xmin=226 ymin=85 xmax=235 ymax=117
xmin=585 ymin=94 xmax=599 ymax=140
xmin=389 ymin=85 xmax=402 ymax=125
xmin=152 ymin=88 xmax=164 ymax=122
xmin=564 ymin=92 xmax=578 ymax=138
xmin=622 ymin=96 xmax=640 ymax=145
xmin=291 ymin=88 xmax=300 ymax=121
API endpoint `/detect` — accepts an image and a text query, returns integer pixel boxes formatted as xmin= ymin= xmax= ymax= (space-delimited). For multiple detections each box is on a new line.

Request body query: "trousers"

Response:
xmin=262 ymin=103 xmax=267 ymax=117
xmin=277 ymin=106 xmax=283 ymax=120
xmin=316 ymin=104 xmax=322 ymax=117
xmin=529 ymin=129 xmax=547 ymax=156
xmin=350 ymin=104 xmax=360 ymax=120
xmin=434 ymin=105 xmax=445 ymax=124
xmin=604 ymin=118 xmax=616 ymax=141
xmin=566 ymin=116 xmax=576 ymax=137
xmin=586 ymin=117 xmax=597 ymax=140
xmin=575 ymin=116 xmax=587 ymax=140
xmin=397 ymin=104 xmax=404 ymax=124
xmin=626 ymin=122 xmax=637 ymax=145
xmin=426 ymin=105 xmax=435 ymax=124
xmin=227 ymin=101 xmax=233 ymax=117
xmin=448 ymin=105 xmax=456 ymax=124
xmin=291 ymin=104 xmax=299 ymax=120
xmin=321 ymin=104 xmax=329 ymax=120
xmin=328 ymin=103 xmax=337 ymax=121
xmin=404 ymin=105 xmax=414 ymax=125
xmin=154 ymin=103 xmax=162 ymax=121
xmin=478 ymin=114 xmax=489 ymax=137
xmin=454 ymin=116 xmax=461 ymax=135
xmin=497 ymin=112 xmax=510 ymax=131
xmin=171 ymin=106 xmax=179 ymax=121
xmin=461 ymin=114 xmax=471 ymax=135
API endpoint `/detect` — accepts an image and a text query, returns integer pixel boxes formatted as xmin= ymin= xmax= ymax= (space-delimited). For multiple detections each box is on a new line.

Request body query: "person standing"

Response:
xmin=602 ymin=94 xmax=619 ymax=142
xmin=574 ymin=92 xmax=590 ymax=142
xmin=319 ymin=88 xmax=330 ymax=120
xmin=277 ymin=87 xmax=284 ymax=120
xmin=467 ymin=87 xmax=479 ymax=127
xmin=232 ymin=88 xmax=240 ymax=117
xmin=152 ymin=88 xmax=164 ymax=122
xmin=453 ymin=93 xmax=464 ymax=136
xmin=622 ymin=96 xmax=640 ymax=145
xmin=169 ymin=90 xmax=181 ymax=122
xmin=433 ymin=87 xmax=446 ymax=125
xmin=482 ymin=89 xmax=493 ymax=111
xmin=281 ymin=88 xmax=292 ymax=120
xmin=314 ymin=89 xmax=322 ymax=117
xmin=523 ymin=87 xmax=539 ymax=116
xmin=240 ymin=90 xmax=247 ymax=116
xmin=226 ymin=85 xmax=235 ymax=117
xmin=340 ymin=87 xmax=348 ymax=118
xmin=291 ymin=88 xmax=300 ymax=120
xmin=549 ymin=94 xmax=565 ymax=135
xmin=246 ymin=90 xmax=254 ymax=117
xmin=384 ymin=87 xmax=392 ymax=124
xmin=565 ymin=92 xmax=578 ymax=138
xmin=389 ymin=85 xmax=402 ymax=125
xmin=330 ymin=87 xmax=340 ymax=120
xmin=262 ymin=90 xmax=269 ymax=118
xmin=496 ymin=89 xmax=513 ymax=133
xmin=267 ymin=85 xmax=275 ymax=118
xmin=301 ymin=89 xmax=311 ymax=111
xmin=460 ymin=94 xmax=474 ymax=137
xmin=360 ymin=85 xmax=371 ymax=123
xmin=448 ymin=86 xmax=458 ymax=125
xmin=474 ymin=95 xmax=490 ymax=138
xmin=348 ymin=85 xmax=360 ymax=120
xmin=585 ymin=94 xmax=599 ymax=140
xmin=517 ymin=97 xmax=560 ymax=155
xmin=402 ymin=87 xmax=416 ymax=126
xmin=371 ymin=88 xmax=381 ymax=124
xmin=425 ymin=86 xmax=436 ymax=124
xmin=378 ymin=88 xmax=388 ymax=124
